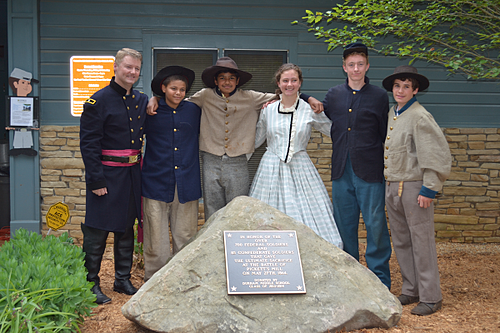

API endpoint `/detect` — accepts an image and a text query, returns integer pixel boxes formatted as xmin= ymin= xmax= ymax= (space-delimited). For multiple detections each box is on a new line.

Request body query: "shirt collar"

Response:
xmin=215 ymin=86 xmax=237 ymax=98
xmin=344 ymin=76 xmax=370 ymax=91
xmin=395 ymin=96 xmax=417 ymax=116
xmin=109 ymin=76 xmax=128 ymax=96
xmin=278 ymin=93 xmax=300 ymax=114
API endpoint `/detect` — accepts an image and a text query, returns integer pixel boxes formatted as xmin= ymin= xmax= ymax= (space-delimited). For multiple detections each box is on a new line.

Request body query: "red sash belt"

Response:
xmin=101 ymin=149 xmax=141 ymax=167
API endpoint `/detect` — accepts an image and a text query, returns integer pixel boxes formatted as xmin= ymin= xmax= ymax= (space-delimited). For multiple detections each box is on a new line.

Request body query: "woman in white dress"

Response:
xmin=249 ymin=63 xmax=343 ymax=248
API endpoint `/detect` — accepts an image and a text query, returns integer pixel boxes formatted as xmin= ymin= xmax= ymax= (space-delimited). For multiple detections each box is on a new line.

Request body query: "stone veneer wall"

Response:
xmin=39 ymin=126 xmax=499 ymax=245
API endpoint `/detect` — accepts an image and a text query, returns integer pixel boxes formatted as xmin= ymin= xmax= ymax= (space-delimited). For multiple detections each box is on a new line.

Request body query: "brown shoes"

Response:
xmin=397 ymin=294 xmax=419 ymax=305
xmin=411 ymin=300 xmax=443 ymax=316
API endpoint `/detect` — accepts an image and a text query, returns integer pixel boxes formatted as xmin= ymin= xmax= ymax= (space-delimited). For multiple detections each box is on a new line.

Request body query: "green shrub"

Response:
xmin=0 ymin=229 xmax=97 ymax=332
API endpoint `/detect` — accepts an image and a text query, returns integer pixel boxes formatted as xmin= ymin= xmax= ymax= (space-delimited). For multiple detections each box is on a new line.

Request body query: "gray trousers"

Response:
xmin=201 ymin=151 xmax=249 ymax=221
xmin=386 ymin=180 xmax=442 ymax=303
xmin=142 ymin=186 xmax=199 ymax=281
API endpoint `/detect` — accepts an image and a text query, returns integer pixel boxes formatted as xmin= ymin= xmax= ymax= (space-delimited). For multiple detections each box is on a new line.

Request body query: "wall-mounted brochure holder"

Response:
xmin=5 ymin=96 xmax=40 ymax=156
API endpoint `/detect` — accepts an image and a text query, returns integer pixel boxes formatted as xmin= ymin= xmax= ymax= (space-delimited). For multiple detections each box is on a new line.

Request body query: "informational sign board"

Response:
xmin=224 ymin=230 xmax=306 ymax=295
xmin=46 ymin=202 xmax=70 ymax=231
xmin=70 ymin=56 xmax=115 ymax=117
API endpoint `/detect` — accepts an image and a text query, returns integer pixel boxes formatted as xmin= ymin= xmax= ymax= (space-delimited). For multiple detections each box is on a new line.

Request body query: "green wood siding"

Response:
xmin=37 ymin=0 xmax=499 ymax=127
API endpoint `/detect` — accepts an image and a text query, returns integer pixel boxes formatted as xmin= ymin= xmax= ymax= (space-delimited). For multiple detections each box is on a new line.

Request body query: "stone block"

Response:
xmin=434 ymin=223 xmax=451 ymax=231
xmin=42 ymin=196 xmax=65 ymax=204
xmin=454 ymin=155 xmax=468 ymax=161
xmin=40 ymin=181 xmax=67 ymax=188
xmin=460 ymin=128 xmax=484 ymax=134
xmin=443 ymin=187 xmax=486 ymax=196
xmin=457 ymin=162 xmax=479 ymax=167
xmin=485 ymin=237 xmax=500 ymax=243
xmin=40 ymin=131 xmax=57 ymax=138
xmin=447 ymin=135 xmax=467 ymax=142
xmin=65 ymin=126 xmax=80 ymax=133
xmin=448 ymin=172 xmax=470 ymax=181
xmin=462 ymin=231 xmax=493 ymax=237
xmin=461 ymin=182 xmax=485 ymax=187
xmin=54 ymin=188 xmax=81 ymax=196
xmin=57 ymin=132 xmax=79 ymax=138
xmin=477 ymin=155 xmax=500 ymax=162
xmin=40 ymin=188 xmax=54 ymax=197
xmin=41 ymin=146 xmax=59 ymax=151
xmin=40 ymin=138 xmax=67 ymax=146
xmin=482 ymin=163 xmax=500 ymax=170
xmin=471 ymin=174 xmax=489 ymax=182
xmin=436 ymin=231 xmax=462 ymax=238
xmin=486 ymin=142 xmax=500 ymax=149
xmin=444 ymin=128 xmax=460 ymax=134
xmin=434 ymin=214 xmax=478 ymax=224
xmin=41 ymin=169 xmax=62 ymax=175
xmin=41 ymin=125 xmax=64 ymax=132
xmin=466 ymin=196 xmax=490 ymax=203
xmin=468 ymin=142 xmax=485 ymax=150
xmin=476 ymin=202 xmax=500 ymax=210
xmin=40 ymin=151 xmax=74 ymax=158
xmin=41 ymin=158 xmax=85 ymax=169
xmin=459 ymin=208 xmax=477 ymax=216
xmin=63 ymin=169 xmax=83 ymax=177
xmin=468 ymin=134 xmax=486 ymax=141
xmin=64 ymin=196 xmax=87 ymax=205
xmin=487 ymin=134 xmax=500 ymax=141
xmin=67 ymin=138 xmax=80 ymax=146
xmin=484 ymin=224 xmax=500 ymax=231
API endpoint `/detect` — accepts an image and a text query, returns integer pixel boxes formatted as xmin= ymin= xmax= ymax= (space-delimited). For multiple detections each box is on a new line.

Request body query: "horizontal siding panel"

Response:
xmin=36 ymin=0 xmax=499 ymax=127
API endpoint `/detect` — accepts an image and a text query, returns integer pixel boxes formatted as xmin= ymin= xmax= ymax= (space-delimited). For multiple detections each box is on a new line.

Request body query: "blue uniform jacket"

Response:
xmin=142 ymin=99 xmax=202 ymax=204
xmin=80 ymin=77 xmax=148 ymax=232
xmin=324 ymin=77 xmax=389 ymax=183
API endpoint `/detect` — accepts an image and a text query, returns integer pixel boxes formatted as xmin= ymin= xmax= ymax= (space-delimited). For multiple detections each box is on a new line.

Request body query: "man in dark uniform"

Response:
xmin=80 ymin=48 xmax=147 ymax=304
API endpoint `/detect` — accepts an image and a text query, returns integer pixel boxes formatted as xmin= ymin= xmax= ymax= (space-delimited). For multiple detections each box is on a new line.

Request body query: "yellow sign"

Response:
xmin=70 ymin=56 xmax=115 ymax=117
xmin=46 ymin=202 xmax=70 ymax=231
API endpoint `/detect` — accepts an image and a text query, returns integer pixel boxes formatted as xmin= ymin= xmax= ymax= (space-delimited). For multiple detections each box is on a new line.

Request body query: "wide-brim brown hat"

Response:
xmin=382 ymin=65 xmax=430 ymax=92
xmin=151 ymin=65 xmax=195 ymax=97
xmin=201 ymin=57 xmax=252 ymax=88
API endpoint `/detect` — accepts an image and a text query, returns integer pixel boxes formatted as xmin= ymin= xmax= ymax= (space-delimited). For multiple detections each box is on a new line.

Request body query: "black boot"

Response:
xmin=81 ymin=223 xmax=112 ymax=305
xmin=113 ymin=226 xmax=138 ymax=295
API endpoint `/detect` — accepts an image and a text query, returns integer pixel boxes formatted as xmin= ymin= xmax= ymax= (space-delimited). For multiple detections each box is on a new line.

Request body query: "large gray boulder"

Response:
xmin=122 ymin=196 xmax=401 ymax=332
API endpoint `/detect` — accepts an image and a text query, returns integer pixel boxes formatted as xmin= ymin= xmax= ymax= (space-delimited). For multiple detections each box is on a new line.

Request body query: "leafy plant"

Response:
xmin=294 ymin=0 xmax=500 ymax=80
xmin=0 ymin=229 xmax=97 ymax=332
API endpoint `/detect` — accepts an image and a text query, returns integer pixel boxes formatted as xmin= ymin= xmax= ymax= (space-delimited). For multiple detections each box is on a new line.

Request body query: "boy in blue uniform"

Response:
xmin=141 ymin=66 xmax=202 ymax=281
xmin=80 ymin=48 xmax=147 ymax=304
xmin=323 ymin=43 xmax=392 ymax=289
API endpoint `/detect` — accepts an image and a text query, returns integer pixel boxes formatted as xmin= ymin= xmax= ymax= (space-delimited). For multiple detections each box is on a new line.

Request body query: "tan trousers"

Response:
xmin=386 ymin=180 xmax=442 ymax=303
xmin=142 ymin=187 xmax=199 ymax=281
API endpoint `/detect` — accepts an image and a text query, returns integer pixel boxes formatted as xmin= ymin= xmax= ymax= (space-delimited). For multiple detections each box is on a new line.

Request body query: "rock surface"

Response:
xmin=122 ymin=196 xmax=402 ymax=332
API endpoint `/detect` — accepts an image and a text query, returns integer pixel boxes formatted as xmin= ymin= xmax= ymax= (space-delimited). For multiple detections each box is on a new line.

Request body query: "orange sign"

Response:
xmin=70 ymin=56 xmax=115 ymax=116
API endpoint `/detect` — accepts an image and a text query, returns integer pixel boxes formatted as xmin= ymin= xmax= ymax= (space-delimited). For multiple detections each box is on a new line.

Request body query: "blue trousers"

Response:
xmin=332 ymin=155 xmax=392 ymax=289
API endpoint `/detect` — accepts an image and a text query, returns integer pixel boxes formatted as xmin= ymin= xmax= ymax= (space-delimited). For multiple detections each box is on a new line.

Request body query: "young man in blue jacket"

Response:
xmin=323 ymin=43 xmax=392 ymax=289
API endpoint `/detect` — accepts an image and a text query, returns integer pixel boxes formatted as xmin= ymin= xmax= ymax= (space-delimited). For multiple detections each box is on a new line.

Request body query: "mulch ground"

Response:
xmin=81 ymin=242 xmax=500 ymax=333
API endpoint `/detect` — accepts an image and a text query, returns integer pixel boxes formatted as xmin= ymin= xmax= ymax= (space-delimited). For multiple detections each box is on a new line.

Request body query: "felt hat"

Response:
xmin=343 ymin=42 xmax=368 ymax=59
xmin=201 ymin=57 xmax=252 ymax=88
xmin=151 ymin=65 xmax=195 ymax=97
xmin=382 ymin=65 xmax=430 ymax=92
xmin=10 ymin=68 xmax=39 ymax=83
